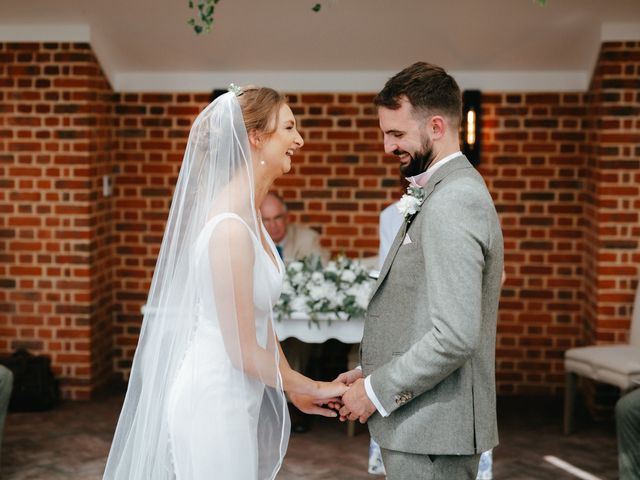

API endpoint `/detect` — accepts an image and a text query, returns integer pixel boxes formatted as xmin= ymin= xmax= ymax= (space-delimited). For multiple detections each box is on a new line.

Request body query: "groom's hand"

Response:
xmin=339 ymin=378 xmax=376 ymax=424
xmin=334 ymin=368 xmax=363 ymax=386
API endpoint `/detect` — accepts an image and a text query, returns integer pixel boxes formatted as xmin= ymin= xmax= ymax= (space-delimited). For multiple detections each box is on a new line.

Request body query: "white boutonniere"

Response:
xmin=396 ymin=186 xmax=426 ymax=220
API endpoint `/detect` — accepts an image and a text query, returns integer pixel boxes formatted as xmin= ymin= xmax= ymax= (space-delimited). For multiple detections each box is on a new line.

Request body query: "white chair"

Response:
xmin=564 ymin=281 xmax=640 ymax=434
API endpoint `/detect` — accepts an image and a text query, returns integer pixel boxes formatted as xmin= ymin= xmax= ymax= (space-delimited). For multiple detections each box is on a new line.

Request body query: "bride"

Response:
xmin=103 ymin=86 xmax=348 ymax=479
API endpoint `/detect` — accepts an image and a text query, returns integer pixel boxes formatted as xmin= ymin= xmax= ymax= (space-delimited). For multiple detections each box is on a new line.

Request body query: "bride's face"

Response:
xmin=259 ymin=104 xmax=304 ymax=175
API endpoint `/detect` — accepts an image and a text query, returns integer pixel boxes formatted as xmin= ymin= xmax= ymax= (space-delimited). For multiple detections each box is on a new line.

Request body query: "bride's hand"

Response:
xmin=289 ymin=391 xmax=341 ymax=418
xmin=310 ymin=380 xmax=349 ymax=400
xmin=289 ymin=381 xmax=348 ymax=418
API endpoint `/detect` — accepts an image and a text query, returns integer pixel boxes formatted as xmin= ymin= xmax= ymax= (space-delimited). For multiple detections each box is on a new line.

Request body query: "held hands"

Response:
xmin=325 ymin=368 xmax=363 ymax=413
xmin=290 ymin=368 xmax=377 ymax=424
xmin=338 ymin=378 xmax=376 ymax=424
xmin=329 ymin=368 xmax=376 ymax=424
xmin=289 ymin=380 xmax=348 ymax=418
xmin=335 ymin=368 xmax=364 ymax=385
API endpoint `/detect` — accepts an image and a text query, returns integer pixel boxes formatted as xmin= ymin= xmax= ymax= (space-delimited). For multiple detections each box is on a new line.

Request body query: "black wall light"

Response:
xmin=210 ymin=88 xmax=227 ymax=102
xmin=462 ymin=90 xmax=482 ymax=167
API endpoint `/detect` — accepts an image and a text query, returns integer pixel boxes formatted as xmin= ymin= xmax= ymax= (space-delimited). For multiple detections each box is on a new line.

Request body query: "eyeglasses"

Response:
xmin=262 ymin=214 xmax=287 ymax=225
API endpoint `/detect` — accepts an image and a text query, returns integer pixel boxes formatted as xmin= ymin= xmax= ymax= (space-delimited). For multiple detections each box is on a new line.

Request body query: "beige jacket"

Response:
xmin=281 ymin=223 xmax=330 ymax=264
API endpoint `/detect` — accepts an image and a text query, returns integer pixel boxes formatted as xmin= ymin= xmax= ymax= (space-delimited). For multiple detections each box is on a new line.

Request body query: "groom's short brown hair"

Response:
xmin=374 ymin=62 xmax=462 ymax=127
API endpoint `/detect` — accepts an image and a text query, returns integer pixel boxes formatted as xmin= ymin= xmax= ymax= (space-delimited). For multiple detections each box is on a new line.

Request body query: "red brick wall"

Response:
xmin=585 ymin=41 xmax=640 ymax=344
xmin=283 ymin=94 xmax=399 ymax=256
xmin=110 ymin=92 xmax=208 ymax=378
xmin=480 ymin=92 xmax=588 ymax=394
xmin=87 ymin=61 xmax=116 ymax=394
xmin=1 ymin=41 xmax=638 ymax=399
xmin=581 ymin=41 xmax=640 ymax=412
xmin=0 ymin=42 xmax=115 ymax=399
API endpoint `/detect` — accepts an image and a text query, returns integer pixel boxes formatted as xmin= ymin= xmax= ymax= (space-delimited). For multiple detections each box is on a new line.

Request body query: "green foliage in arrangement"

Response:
xmin=275 ymin=255 xmax=373 ymax=326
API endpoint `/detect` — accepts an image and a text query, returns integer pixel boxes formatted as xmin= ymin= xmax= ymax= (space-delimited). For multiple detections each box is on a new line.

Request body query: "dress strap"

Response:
xmin=201 ymin=213 xmax=260 ymax=244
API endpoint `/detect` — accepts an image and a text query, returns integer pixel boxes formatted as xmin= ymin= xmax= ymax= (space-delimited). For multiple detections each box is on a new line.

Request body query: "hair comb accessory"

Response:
xmin=227 ymin=83 xmax=243 ymax=96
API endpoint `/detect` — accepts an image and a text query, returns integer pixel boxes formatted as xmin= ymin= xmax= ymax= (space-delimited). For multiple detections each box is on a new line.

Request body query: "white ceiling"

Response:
xmin=1 ymin=0 xmax=639 ymax=92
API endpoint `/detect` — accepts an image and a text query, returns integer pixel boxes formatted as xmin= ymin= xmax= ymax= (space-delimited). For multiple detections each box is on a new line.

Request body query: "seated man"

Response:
xmin=260 ymin=192 xmax=329 ymax=265
xmin=0 ymin=364 xmax=13 ymax=465
xmin=260 ymin=192 xmax=330 ymax=433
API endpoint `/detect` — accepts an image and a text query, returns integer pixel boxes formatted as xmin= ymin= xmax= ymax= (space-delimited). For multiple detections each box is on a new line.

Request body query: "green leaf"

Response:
xmin=194 ymin=24 xmax=203 ymax=34
xmin=312 ymin=3 xmax=321 ymax=12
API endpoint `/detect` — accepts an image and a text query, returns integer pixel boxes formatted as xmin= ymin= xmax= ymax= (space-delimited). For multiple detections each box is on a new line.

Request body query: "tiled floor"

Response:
xmin=1 ymin=393 xmax=618 ymax=479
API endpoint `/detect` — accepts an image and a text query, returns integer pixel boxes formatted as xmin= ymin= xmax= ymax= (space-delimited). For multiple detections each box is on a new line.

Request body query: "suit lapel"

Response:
xmin=370 ymin=217 xmax=409 ymax=299
xmin=369 ymin=155 xmax=472 ymax=301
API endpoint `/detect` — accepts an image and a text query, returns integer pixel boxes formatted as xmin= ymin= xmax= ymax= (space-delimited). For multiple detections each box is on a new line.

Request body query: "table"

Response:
xmin=141 ymin=306 xmax=365 ymax=344
xmin=273 ymin=311 xmax=364 ymax=344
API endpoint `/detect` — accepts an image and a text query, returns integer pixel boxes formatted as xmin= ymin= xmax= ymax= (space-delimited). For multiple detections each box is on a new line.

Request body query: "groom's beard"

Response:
xmin=397 ymin=136 xmax=435 ymax=177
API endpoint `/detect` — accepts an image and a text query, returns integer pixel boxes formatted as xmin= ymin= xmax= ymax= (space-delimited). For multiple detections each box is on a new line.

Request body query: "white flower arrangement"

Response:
xmin=397 ymin=186 xmax=426 ymax=220
xmin=275 ymin=255 xmax=373 ymax=325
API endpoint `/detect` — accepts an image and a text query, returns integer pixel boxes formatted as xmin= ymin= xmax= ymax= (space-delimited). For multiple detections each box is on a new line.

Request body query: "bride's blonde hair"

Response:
xmin=237 ymin=86 xmax=287 ymax=137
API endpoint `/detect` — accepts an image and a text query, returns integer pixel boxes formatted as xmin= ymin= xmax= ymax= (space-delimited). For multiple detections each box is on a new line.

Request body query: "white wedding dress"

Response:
xmin=166 ymin=213 xmax=286 ymax=479
xmin=104 ymin=93 xmax=291 ymax=480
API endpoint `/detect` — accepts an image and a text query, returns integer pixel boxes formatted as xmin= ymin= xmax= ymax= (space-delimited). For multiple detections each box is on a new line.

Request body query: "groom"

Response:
xmin=337 ymin=62 xmax=504 ymax=479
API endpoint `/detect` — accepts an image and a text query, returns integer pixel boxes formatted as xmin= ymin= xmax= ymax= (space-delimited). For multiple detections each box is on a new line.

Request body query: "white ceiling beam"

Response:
xmin=601 ymin=23 xmax=640 ymax=41
xmin=115 ymin=70 xmax=589 ymax=93
xmin=0 ymin=24 xmax=90 ymax=42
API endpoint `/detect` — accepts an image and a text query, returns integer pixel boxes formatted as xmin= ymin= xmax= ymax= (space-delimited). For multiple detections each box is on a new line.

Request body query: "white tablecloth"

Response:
xmin=142 ymin=305 xmax=364 ymax=344
xmin=273 ymin=312 xmax=364 ymax=344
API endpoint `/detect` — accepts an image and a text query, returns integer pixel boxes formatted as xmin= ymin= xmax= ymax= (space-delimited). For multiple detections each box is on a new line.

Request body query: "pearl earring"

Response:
xmin=260 ymin=160 xmax=265 ymax=166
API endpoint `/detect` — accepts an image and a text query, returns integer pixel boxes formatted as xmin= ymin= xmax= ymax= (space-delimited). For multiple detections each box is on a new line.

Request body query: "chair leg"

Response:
xmin=347 ymin=419 xmax=356 ymax=437
xmin=564 ymin=371 xmax=576 ymax=434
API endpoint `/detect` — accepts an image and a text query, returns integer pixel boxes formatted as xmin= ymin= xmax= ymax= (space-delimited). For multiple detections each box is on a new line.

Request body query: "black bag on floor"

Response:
xmin=0 ymin=348 xmax=59 ymax=412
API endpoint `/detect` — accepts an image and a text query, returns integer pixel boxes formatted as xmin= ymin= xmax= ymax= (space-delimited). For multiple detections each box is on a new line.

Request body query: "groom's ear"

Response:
xmin=429 ymin=115 xmax=447 ymax=140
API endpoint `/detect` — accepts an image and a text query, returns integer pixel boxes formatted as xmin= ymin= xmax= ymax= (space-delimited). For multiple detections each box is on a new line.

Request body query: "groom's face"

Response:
xmin=378 ymin=97 xmax=436 ymax=177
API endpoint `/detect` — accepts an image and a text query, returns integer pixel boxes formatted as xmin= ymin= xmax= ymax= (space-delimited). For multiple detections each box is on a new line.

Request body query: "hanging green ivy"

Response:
xmin=188 ymin=0 xmax=325 ymax=34
xmin=188 ymin=1 xmax=546 ymax=35
xmin=187 ymin=0 xmax=219 ymax=35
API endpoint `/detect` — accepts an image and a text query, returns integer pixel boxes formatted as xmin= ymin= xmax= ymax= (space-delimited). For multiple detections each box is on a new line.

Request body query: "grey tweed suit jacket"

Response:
xmin=361 ymin=155 xmax=503 ymax=456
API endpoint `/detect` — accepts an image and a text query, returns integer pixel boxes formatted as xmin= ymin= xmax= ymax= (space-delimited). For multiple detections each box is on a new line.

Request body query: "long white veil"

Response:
xmin=103 ymin=91 xmax=290 ymax=479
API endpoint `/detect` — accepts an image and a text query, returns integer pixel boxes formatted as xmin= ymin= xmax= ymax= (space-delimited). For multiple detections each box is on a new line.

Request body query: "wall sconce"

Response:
xmin=209 ymin=88 xmax=227 ymax=102
xmin=462 ymin=90 xmax=482 ymax=167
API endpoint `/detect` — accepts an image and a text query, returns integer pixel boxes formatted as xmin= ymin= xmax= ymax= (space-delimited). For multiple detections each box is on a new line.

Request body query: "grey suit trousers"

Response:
xmin=381 ymin=448 xmax=480 ymax=480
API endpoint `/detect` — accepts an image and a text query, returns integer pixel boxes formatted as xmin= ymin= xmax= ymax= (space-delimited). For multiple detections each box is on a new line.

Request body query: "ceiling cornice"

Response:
xmin=0 ymin=23 xmax=638 ymax=93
